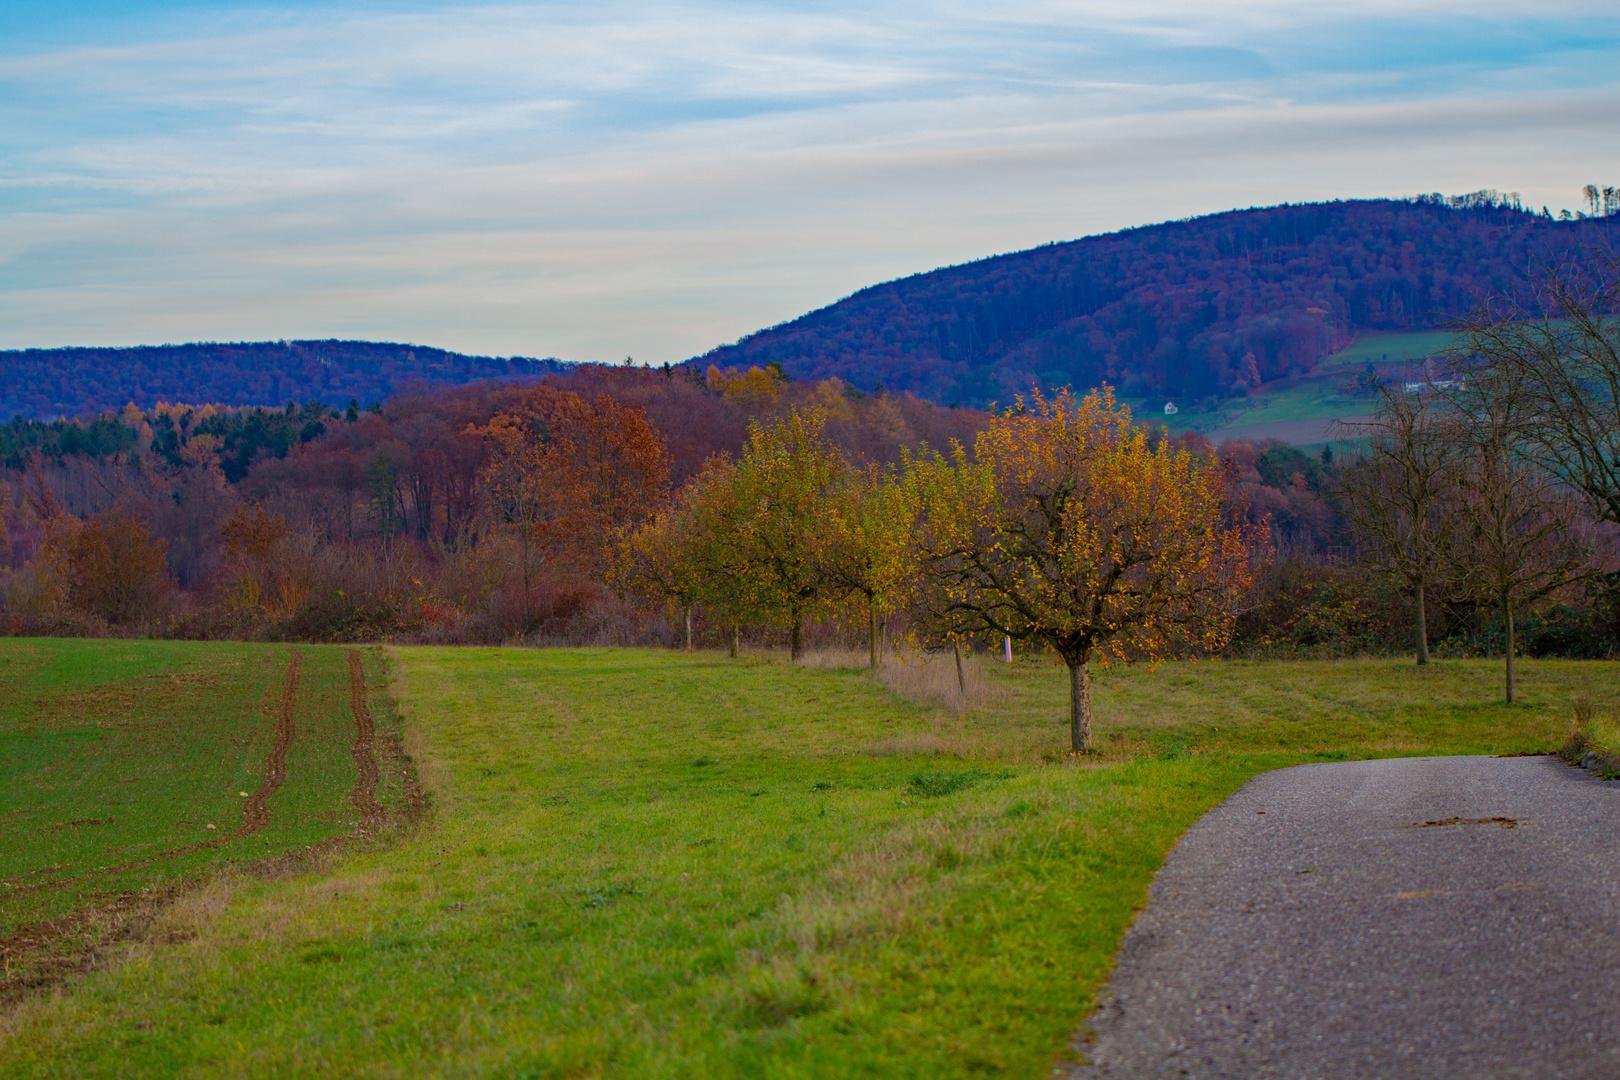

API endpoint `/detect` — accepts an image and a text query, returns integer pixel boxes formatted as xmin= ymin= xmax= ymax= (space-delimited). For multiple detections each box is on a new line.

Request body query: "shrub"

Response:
xmin=40 ymin=508 xmax=171 ymax=626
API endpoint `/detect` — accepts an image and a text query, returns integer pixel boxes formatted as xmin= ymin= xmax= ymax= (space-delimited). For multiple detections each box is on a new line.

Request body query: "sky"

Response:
xmin=1 ymin=1 xmax=1617 ymax=363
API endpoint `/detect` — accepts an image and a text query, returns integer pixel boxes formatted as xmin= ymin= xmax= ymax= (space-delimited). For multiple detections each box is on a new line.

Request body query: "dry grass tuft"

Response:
xmin=877 ymin=650 xmax=1010 ymax=717
xmin=793 ymin=648 xmax=873 ymax=670
xmin=1559 ymin=694 xmax=1620 ymax=773
xmin=157 ymin=876 xmax=235 ymax=935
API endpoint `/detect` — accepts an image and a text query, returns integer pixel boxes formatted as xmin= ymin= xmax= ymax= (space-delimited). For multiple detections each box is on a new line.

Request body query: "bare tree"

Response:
xmin=1333 ymin=383 xmax=1458 ymax=664
xmin=1447 ymin=244 xmax=1620 ymax=524
xmin=1443 ymin=383 xmax=1595 ymax=703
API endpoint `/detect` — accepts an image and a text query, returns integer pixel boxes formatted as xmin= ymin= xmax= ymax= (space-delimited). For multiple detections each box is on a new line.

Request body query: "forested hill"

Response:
xmin=0 ymin=339 xmax=567 ymax=419
xmin=692 ymin=197 xmax=1617 ymax=406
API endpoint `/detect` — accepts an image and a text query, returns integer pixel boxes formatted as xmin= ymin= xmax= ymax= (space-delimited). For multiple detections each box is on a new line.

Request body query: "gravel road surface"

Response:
xmin=1067 ymin=755 xmax=1620 ymax=1079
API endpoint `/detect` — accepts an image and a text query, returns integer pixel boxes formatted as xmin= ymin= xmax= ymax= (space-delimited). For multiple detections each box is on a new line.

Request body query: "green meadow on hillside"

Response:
xmin=1319 ymin=329 xmax=1463 ymax=370
xmin=0 ymin=644 xmax=1603 ymax=1078
xmin=1143 ymin=328 xmax=1464 ymax=445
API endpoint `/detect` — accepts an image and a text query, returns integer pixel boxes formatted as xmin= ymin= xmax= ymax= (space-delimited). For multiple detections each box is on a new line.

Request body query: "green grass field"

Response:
xmin=0 ymin=640 xmax=412 ymax=999
xmin=1319 ymin=329 xmax=1463 ymax=369
xmin=0 ymin=644 xmax=1606 ymax=1078
xmin=1136 ymin=329 xmax=1464 ymax=445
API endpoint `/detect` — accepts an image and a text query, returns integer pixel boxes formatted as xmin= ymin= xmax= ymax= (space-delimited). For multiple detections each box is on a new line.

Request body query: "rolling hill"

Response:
xmin=692 ymin=196 xmax=1616 ymax=409
xmin=0 ymin=340 xmax=566 ymax=419
xmin=3 ymin=195 xmax=1615 ymax=426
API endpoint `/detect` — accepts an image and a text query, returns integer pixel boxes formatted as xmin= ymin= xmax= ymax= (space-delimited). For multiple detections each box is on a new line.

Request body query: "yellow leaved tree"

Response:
xmin=815 ymin=461 xmax=916 ymax=667
xmin=911 ymin=386 xmax=1260 ymax=751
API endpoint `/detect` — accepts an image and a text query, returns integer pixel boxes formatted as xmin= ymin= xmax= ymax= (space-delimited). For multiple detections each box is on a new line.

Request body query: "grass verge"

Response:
xmin=0 ymin=647 xmax=1604 ymax=1078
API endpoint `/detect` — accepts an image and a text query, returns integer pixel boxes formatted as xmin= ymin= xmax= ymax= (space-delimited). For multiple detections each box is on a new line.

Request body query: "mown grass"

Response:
xmin=0 ymin=647 xmax=1606 ymax=1078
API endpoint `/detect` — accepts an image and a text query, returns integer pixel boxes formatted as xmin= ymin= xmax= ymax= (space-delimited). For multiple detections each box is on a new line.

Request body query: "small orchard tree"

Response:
xmin=911 ymin=387 xmax=1260 ymax=752
xmin=612 ymin=500 xmax=707 ymax=650
xmin=816 ymin=462 xmax=916 ymax=667
xmin=671 ymin=455 xmax=765 ymax=656
xmin=1444 ymin=393 xmax=1596 ymax=703
xmin=1333 ymin=383 xmax=1460 ymax=665
xmin=723 ymin=409 xmax=848 ymax=660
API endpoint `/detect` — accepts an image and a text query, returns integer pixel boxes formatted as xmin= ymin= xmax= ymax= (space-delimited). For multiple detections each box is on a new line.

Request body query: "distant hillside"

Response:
xmin=0 ymin=340 xmax=567 ymax=419
xmin=693 ymin=197 xmax=1617 ymax=406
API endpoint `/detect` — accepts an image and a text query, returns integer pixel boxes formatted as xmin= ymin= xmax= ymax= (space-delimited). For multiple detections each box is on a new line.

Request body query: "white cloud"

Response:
xmin=0 ymin=1 xmax=1616 ymax=360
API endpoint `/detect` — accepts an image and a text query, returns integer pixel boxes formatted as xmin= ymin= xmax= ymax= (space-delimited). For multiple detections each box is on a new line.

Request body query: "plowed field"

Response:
xmin=0 ymin=639 xmax=411 ymax=994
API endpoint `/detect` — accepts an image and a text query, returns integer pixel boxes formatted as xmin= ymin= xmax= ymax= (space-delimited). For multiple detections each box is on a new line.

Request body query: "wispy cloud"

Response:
xmin=0 ymin=1 xmax=1616 ymax=358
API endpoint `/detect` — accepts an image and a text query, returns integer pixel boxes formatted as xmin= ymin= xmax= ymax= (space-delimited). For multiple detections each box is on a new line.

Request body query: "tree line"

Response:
xmin=0 ymin=365 xmax=996 ymax=644
xmin=614 ymin=388 xmax=1261 ymax=751
xmin=1335 ymin=242 xmax=1620 ymax=702
xmin=0 ymin=340 xmax=566 ymax=422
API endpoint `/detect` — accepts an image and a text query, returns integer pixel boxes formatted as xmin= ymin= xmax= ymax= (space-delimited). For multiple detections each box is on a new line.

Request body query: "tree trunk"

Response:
xmin=1004 ymin=635 xmax=1013 ymax=664
xmin=1069 ymin=654 xmax=1093 ymax=752
xmin=791 ymin=612 xmax=803 ymax=662
xmin=868 ymin=595 xmax=879 ymax=669
xmin=952 ymin=641 xmax=966 ymax=698
xmin=683 ymin=604 xmax=692 ymax=652
xmin=1503 ymin=596 xmax=1516 ymax=704
xmin=1415 ymin=581 xmax=1429 ymax=665
xmin=730 ymin=625 xmax=740 ymax=658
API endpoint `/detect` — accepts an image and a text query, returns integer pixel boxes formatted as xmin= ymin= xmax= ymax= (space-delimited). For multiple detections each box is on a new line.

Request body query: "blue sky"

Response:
xmin=2 ymin=1 xmax=1617 ymax=361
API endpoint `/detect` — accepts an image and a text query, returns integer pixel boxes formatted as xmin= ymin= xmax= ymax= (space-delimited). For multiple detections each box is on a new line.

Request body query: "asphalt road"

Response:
xmin=1066 ymin=755 xmax=1620 ymax=1079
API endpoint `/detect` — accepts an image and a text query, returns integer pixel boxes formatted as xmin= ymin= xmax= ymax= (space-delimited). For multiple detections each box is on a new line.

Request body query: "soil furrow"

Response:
xmin=347 ymin=649 xmax=384 ymax=830
xmin=233 ymin=650 xmax=301 ymax=840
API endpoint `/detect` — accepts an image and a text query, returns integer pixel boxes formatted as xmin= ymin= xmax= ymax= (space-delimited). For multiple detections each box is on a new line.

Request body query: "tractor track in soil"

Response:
xmin=347 ymin=649 xmax=385 ymax=831
xmin=2 ymin=648 xmax=425 ymax=1009
xmin=232 ymin=649 xmax=302 ymax=840
xmin=1 ymin=650 xmax=308 ymax=1006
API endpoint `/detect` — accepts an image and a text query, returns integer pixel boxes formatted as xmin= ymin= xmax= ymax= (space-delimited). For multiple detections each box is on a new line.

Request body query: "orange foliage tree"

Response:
xmin=471 ymin=388 xmax=670 ymax=606
xmin=42 ymin=507 xmax=172 ymax=626
xmin=911 ymin=387 xmax=1261 ymax=751
xmin=219 ymin=502 xmax=307 ymax=618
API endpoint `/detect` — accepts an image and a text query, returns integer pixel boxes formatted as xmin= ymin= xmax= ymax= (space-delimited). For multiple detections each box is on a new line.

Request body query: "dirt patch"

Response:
xmin=0 ymin=886 xmax=185 ymax=1009
xmin=26 ymin=669 xmax=230 ymax=733
xmin=347 ymin=650 xmax=384 ymax=830
xmin=1408 ymin=817 xmax=1518 ymax=829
